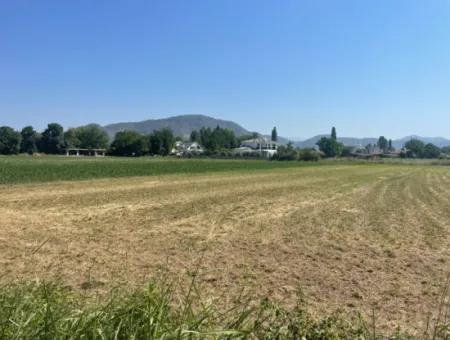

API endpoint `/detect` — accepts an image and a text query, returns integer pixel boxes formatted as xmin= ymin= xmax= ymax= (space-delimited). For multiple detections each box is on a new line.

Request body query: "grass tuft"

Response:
xmin=0 ymin=279 xmax=429 ymax=339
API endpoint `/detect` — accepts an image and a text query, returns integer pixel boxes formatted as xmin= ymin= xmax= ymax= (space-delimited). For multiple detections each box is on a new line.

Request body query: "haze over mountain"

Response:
xmin=102 ymin=114 xmax=450 ymax=148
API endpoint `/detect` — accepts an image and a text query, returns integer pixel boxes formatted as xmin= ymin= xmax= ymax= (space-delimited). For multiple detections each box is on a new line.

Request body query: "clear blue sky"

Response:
xmin=1 ymin=0 xmax=449 ymax=139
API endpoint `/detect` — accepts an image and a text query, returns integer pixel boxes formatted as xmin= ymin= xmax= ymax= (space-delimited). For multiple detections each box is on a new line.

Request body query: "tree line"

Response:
xmin=312 ymin=127 xmax=450 ymax=159
xmin=1 ymin=123 xmax=449 ymax=159
xmin=0 ymin=123 xmax=254 ymax=157
xmin=188 ymin=126 xmax=274 ymax=153
xmin=0 ymin=123 xmax=177 ymax=157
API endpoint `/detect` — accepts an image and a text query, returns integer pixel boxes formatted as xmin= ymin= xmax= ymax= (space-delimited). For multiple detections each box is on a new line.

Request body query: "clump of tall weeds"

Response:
xmin=0 ymin=275 xmax=441 ymax=339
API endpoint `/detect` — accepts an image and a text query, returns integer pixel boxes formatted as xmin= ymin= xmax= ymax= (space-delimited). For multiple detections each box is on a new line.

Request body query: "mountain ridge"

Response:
xmin=103 ymin=114 xmax=251 ymax=139
xmin=101 ymin=114 xmax=450 ymax=148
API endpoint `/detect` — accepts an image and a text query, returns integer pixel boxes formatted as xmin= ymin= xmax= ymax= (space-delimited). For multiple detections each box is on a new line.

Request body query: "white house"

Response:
xmin=172 ymin=141 xmax=205 ymax=156
xmin=239 ymin=137 xmax=278 ymax=158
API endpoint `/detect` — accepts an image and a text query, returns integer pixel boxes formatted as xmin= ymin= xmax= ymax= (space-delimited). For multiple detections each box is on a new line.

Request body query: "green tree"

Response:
xmin=76 ymin=124 xmax=109 ymax=149
xmin=20 ymin=126 xmax=38 ymax=154
xmin=274 ymin=142 xmax=297 ymax=161
xmin=41 ymin=123 xmax=65 ymax=154
xmin=149 ymin=128 xmax=175 ymax=156
xmin=190 ymin=130 xmax=199 ymax=142
xmin=198 ymin=126 xmax=238 ymax=152
xmin=404 ymin=139 xmax=425 ymax=158
xmin=110 ymin=131 xmax=148 ymax=156
xmin=331 ymin=127 xmax=337 ymax=140
xmin=298 ymin=148 xmax=320 ymax=161
xmin=341 ymin=146 xmax=354 ymax=157
xmin=215 ymin=127 xmax=237 ymax=149
xmin=316 ymin=137 xmax=343 ymax=158
xmin=64 ymin=128 xmax=81 ymax=148
xmin=388 ymin=139 xmax=393 ymax=151
xmin=377 ymin=136 xmax=389 ymax=152
xmin=442 ymin=146 xmax=450 ymax=155
xmin=423 ymin=143 xmax=441 ymax=159
xmin=271 ymin=127 xmax=278 ymax=142
xmin=0 ymin=126 xmax=21 ymax=155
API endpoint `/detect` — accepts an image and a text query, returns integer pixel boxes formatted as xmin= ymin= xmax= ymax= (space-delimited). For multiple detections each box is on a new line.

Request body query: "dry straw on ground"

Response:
xmin=1 ymin=163 xmax=450 ymax=334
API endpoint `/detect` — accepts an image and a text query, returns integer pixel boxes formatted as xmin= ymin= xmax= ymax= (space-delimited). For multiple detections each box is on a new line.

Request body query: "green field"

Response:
xmin=3 ymin=155 xmax=447 ymax=186
xmin=0 ymin=155 xmax=328 ymax=185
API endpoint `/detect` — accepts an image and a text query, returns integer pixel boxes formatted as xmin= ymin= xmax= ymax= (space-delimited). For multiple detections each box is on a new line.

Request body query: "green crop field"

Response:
xmin=0 ymin=155 xmax=329 ymax=185
xmin=1 ymin=157 xmax=450 ymax=338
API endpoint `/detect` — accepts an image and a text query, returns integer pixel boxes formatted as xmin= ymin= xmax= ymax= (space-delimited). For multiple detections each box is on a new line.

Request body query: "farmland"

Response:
xmin=1 ymin=157 xmax=450 ymax=336
xmin=0 ymin=155 xmax=322 ymax=185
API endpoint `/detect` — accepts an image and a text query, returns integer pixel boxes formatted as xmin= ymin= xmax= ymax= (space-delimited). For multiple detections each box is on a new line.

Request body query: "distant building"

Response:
xmin=238 ymin=137 xmax=278 ymax=158
xmin=171 ymin=141 xmax=205 ymax=156
xmin=65 ymin=148 xmax=106 ymax=157
xmin=350 ymin=147 xmax=404 ymax=159
xmin=231 ymin=146 xmax=255 ymax=157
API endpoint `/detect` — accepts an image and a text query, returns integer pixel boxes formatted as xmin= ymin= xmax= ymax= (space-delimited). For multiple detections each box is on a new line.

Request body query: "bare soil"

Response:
xmin=1 ymin=164 xmax=450 ymax=334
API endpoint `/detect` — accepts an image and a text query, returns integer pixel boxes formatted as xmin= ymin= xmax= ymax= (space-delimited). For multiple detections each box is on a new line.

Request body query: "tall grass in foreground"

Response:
xmin=2 ymin=278 xmax=445 ymax=340
xmin=0 ymin=282 xmax=362 ymax=340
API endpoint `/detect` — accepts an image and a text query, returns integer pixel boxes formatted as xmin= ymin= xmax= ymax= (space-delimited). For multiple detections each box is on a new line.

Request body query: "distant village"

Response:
xmin=171 ymin=127 xmax=449 ymax=161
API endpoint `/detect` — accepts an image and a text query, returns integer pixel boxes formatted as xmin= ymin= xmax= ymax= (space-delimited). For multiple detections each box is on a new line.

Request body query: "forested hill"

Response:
xmin=103 ymin=115 xmax=251 ymax=138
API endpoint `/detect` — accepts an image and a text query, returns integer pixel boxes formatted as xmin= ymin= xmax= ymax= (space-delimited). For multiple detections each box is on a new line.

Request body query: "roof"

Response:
xmin=241 ymin=138 xmax=278 ymax=144
xmin=173 ymin=142 xmax=204 ymax=153
xmin=65 ymin=148 xmax=107 ymax=151
xmin=183 ymin=142 xmax=201 ymax=147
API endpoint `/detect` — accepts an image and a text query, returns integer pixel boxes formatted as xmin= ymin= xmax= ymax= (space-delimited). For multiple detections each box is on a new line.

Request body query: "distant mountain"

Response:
xmin=295 ymin=135 xmax=378 ymax=149
xmin=103 ymin=114 xmax=251 ymax=139
xmin=102 ymin=114 xmax=450 ymax=148
xmin=295 ymin=135 xmax=450 ymax=149
xmin=393 ymin=136 xmax=450 ymax=148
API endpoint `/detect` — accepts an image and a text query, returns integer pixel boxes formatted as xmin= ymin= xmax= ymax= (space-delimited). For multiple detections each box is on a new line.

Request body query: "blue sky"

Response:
xmin=1 ymin=0 xmax=449 ymax=139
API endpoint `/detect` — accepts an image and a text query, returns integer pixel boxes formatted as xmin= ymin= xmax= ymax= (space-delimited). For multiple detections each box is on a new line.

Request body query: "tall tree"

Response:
xmin=423 ymin=143 xmax=441 ymax=159
xmin=41 ymin=123 xmax=65 ymax=154
xmin=190 ymin=130 xmax=199 ymax=142
xmin=271 ymin=127 xmax=278 ymax=142
xmin=404 ymin=139 xmax=425 ymax=158
xmin=388 ymin=139 xmax=393 ymax=151
xmin=316 ymin=137 xmax=343 ymax=158
xmin=197 ymin=126 xmax=237 ymax=152
xmin=0 ymin=126 xmax=21 ymax=155
xmin=110 ymin=131 xmax=148 ymax=156
xmin=377 ymin=136 xmax=389 ymax=152
xmin=331 ymin=127 xmax=337 ymax=140
xmin=63 ymin=125 xmax=109 ymax=149
xmin=64 ymin=128 xmax=81 ymax=148
xmin=75 ymin=124 xmax=109 ymax=149
xmin=20 ymin=126 xmax=38 ymax=154
xmin=442 ymin=146 xmax=450 ymax=155
xmin=149 ymin=128 xmax=175 ymax=156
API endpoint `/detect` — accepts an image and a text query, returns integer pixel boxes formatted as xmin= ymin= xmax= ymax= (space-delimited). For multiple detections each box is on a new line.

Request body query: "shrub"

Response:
xmin=298 ymin=148 xmax=320 ymax=161
xmin=274 ymin=143 xmax=298 ymax=161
